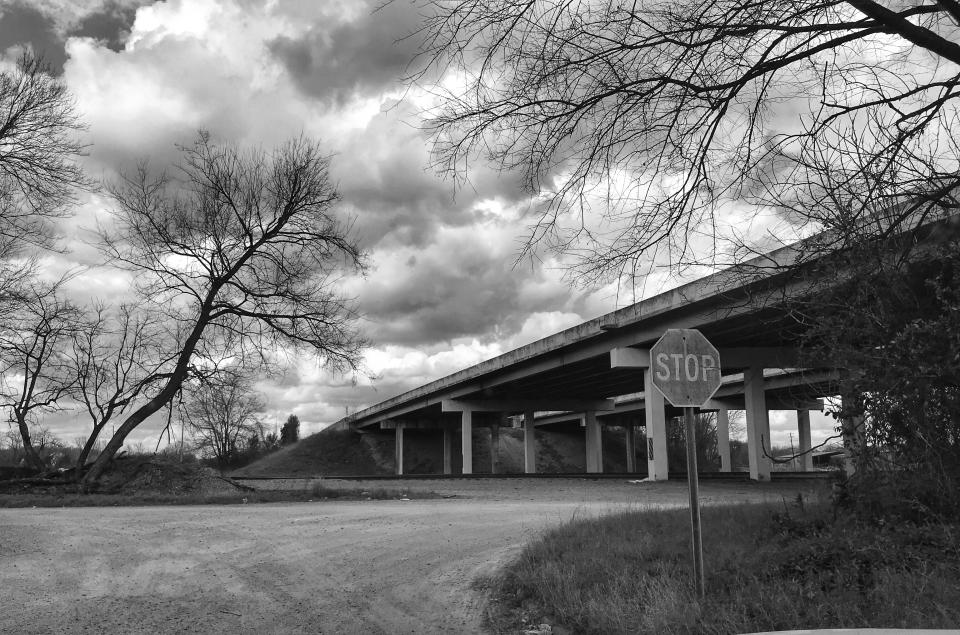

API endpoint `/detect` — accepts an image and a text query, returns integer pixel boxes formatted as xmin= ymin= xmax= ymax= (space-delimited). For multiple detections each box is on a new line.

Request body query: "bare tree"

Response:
xmin=180 ymin=369 xmax=266 ymax=469
xmin=411 ymin=0 xmax=960 ymax=281
xmin=0 ymin=283 xmax=80 ymax=470
xmin=68 ymin=303 xmax=174 ymax=473
xmin=0 ymin=51 xmax=88 ymax=263
xmin=667 ymin=412 xmax=720 ymax=471
xmin=80 ymin=132 xmax=365 ymax=484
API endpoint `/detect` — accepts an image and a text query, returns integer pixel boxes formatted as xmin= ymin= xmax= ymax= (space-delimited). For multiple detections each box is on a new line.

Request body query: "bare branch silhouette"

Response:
xmin=81 ymin=132 xmax=365 ymax=485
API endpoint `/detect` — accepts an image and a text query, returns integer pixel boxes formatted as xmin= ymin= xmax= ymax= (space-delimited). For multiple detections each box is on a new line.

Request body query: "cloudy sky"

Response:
xmin=0 ymin=0 xmax=837 ymax=449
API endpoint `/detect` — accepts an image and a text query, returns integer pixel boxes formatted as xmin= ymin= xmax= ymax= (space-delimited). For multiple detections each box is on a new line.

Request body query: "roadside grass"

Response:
xmin=0 ymin=481 xmax=441 ymax=508
xmin=481 ymin=498 xmax=960 ymax=634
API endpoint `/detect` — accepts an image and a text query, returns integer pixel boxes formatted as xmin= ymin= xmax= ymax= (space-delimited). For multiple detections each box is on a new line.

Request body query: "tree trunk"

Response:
xmin=74 ymin=424 xmax=105 ymax=475
xmin=81 ymin=396 xmax=167 ymax=486
xmin=16 ymin=415 xmax=45 ymax=471
xmin=80 ymin=311 xmax=210 ymax=487
xmin=80 ymin=361 xmax=196 ymax=485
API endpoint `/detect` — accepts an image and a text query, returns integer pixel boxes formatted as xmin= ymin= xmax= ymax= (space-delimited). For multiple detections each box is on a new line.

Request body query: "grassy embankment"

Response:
xmin=482 ymin=497 xmax=960 ymax=634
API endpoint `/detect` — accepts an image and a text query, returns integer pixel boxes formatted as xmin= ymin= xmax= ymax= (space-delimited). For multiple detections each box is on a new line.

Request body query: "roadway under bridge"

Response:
xmin=332 ymin=215 xmax=956 ymax=481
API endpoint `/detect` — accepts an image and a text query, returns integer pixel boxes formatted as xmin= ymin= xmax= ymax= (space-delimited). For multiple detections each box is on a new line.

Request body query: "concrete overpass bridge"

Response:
xmin=332 ymin=233 xmax=849 ymax=481
xmin=334 ymin=212 xmax=957 ymax=480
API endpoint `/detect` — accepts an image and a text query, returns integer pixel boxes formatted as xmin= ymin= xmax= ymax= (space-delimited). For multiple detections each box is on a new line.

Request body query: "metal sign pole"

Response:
xmin=650 ymin=329 xmax=719 ymax=599
xmin=684 ymin=406 xmax=705 ymax=598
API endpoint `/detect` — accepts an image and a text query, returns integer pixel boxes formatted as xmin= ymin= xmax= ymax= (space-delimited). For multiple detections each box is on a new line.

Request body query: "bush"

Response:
xmin=838 ymin=464 xmax=960 ymax=524
xmin=801 ymin=239 xmax=960 ymax=517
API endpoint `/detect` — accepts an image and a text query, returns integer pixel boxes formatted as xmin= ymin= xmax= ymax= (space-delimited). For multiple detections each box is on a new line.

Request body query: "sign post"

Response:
xmin=649 ymin=328 xmax=722 ymax=598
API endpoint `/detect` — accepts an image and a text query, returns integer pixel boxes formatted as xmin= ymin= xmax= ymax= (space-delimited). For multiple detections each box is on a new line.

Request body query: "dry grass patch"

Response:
xmin=481 ymin=498 xmax=960 ymax=634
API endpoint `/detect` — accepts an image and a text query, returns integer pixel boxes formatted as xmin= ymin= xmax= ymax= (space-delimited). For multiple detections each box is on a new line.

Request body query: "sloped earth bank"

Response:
xmin=0 ymin=479 xmax=823 ymax=634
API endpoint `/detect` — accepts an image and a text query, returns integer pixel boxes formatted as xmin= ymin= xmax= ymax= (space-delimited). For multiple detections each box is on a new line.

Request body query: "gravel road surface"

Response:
xmin=0 ymin=478 xmax=825 ymax=634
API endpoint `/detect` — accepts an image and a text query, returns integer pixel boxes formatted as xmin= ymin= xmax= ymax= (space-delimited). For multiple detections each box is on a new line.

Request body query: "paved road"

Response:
xmin=0 ymin=479 xmax=823 ymax=634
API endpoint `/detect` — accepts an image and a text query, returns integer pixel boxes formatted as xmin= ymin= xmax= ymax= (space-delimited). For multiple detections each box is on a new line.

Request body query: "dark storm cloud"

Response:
xmin=362 ymin=257 xmax=521 ymax=345
xmin=70 ymin=1 xmax=143 ymax=52
xmin=0 ymin=1 xmax=147 ymax=73
xmin=357 ymin=232 xmax=570 ymax=347
xmin=329 ymin=101 xmax=556 ymax=347
xmin=335 ymin=103 xmax=529 ymax=250
xmin=0 ymin=1 xmax=67 ymax=70
xmin=268 ymin=1 xmax=421 ymax=105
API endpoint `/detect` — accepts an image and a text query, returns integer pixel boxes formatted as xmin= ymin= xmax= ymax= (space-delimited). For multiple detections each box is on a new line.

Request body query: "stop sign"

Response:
xmin=650 ymin=329 xmax=722 ymax=407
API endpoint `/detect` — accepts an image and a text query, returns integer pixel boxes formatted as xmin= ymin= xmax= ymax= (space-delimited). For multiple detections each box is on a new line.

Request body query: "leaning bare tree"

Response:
xmin=0 ymin=283 xmax=80 ymax=470
xmin=179 ymin=369 xmax=266 ymax=469
xmin=80 ymin=132 xmax=365 ymax=485
xmin=412 ymin=0 xmax=960 ymax=281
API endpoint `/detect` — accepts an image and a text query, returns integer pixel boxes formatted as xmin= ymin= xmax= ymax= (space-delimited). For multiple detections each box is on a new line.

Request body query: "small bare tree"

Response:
xmin=180 ymin=369 xmax=266 ymax=469
xmin=80 ymin=132 xmax=365 ymax=485
xmin=0 ymin=283 xmax=80 ymax=470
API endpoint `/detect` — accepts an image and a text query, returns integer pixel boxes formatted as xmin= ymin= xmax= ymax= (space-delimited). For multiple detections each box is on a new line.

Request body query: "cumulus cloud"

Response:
xmin=331 ymin=100 xmax=530 ymax=252
xmin=70 ymin=0 xmax=143 ymax=52
xmin=0 ymin=1 xmax=66 ymax=69
xmin=268 ymin=0 xmax=421 ymax=106
xmin=0 ymin=0 xmax=148 ymax=72
xmin=0 ymin=0 xmax=629 ymax=442
xmin=353 ymin=218 xmax=578 ymax=347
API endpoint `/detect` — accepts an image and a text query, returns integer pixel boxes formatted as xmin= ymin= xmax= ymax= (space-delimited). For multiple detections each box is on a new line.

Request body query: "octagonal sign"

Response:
xmin=650 ymin=329 xmax=722 ymax=408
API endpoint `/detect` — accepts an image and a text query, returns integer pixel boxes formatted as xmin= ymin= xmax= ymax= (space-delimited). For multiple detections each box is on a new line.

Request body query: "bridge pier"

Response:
xmin=717 ymin=407 xmax=731 ymax=472
xmin=394 ymin=423 xmax=404 ymax=476
xmin=461 ymin=410 xmax=473 ymax=475
xmin=745 ymin=366 xmax=771 ymax=481
xmin=797 ymin=409 xmax=812 ymax=471
xmin=644 ymin=368 xmax=669 ymax=480
xmin=584 ymin=411 xmax=603 ymax=473
xmin=840 ymin=394 xmax=865 ymax=477
xmin=625 ymin=424 xmax=636 ymax=473
xmin=523 ymin=410 xmax=536 ymax=473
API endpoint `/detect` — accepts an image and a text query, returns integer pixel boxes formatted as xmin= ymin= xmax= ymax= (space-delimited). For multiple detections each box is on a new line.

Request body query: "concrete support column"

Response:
xmin=797 ymin=409 xmax=813 ymax=471
xmin=523 ymin=410 xmax=536 ymax=474
xmin=461 ymin=410 xmax=473 ymax=475
xmin=644 ymin=369 xmax=669 ymax=480
xmin=584 ymin=411 xmax=603 ymax=473
xmin=490 ymin=424 xmax=500 ymax=474
xmin=717 ymin=407 xmax=731 ymax=472
xmin=394 ymin=423 xmax=404 ymax=476
xmin=744 ymin=366 xmax=771 ymax=481
xmin=840 ymin=395 xmax=865 ymax=478
xmin=625 ymin=424 xmax=636 ymax=473
xmin=442 ymin=426 xmax=453 ymax=475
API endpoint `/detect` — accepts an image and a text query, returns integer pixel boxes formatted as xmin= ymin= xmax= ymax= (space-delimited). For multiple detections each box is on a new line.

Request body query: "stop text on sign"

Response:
xmin=649 ymin=328 xmax=722 ymax=408
xmin=654 ymin=353 xmax=718 ymax=383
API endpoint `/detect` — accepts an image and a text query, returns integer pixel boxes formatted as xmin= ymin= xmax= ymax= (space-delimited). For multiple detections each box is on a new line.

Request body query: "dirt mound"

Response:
xmin=96 ymin=456 xmax=248 ymax=495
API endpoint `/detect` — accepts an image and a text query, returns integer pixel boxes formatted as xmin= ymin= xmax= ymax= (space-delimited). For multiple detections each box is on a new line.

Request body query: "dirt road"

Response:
xmin=0 ymin=478 xmax=824 ymax=634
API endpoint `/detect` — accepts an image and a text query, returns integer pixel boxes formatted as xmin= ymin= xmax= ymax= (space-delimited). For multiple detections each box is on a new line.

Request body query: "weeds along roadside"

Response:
xmin=0 ymin=480 xmax=441 ymax=507
xmin=480 ymin=496 xmax=960 ymax=635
